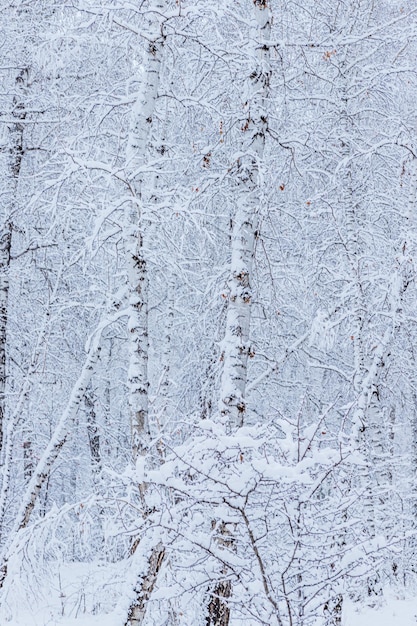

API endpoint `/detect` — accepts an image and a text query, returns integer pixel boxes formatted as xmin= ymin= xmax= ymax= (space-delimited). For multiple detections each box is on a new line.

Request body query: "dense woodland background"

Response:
xmin=0 ymin=0 xmax=416 ymax=624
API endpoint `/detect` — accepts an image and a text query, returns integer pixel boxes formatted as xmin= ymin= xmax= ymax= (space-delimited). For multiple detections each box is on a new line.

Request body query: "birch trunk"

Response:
xmin=85 ymin=385 xmax=102 ymax=487
xmin=123 ymin=3 xmax=168 ymax=624
xmin=0 ymin=222 xmax=11 ymax=459
xmin=0 ymin=68 xmax=27 ymax=457
xmin=125 ymin=542 xmax=166 ymax=626
xmin=346 ymin=162 xmax=414 ymax=598
xmin=126 ymin=0 xmax=166 ymax=461
xmin=219 ymin=0 xmax=271 ymax=432
xmin=208 ymin=3 xmax=272 ymax=624
xmin=149 ymin=126 xmax=173 ymax=459
xmin=339 ymin=69 xmax=374 ymax=599
xmin=206 ymin=581 xmax=232 ymax=626
xmin=398 ymin=158 xmax=417 ymax=578
xmin=410 ymin=383 xmax=417 ymax=574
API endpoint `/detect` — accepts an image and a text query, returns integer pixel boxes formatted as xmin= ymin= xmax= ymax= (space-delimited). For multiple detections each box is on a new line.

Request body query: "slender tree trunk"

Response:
xmin=345 ymin=170 xmax=414 ymax=599
xmin=207 ymin=3 xmax=272 ymax=624
xmin=123 ymin=3 xmax=168 ymax=624
xmin=85 ymin=384 xmax=102 ymax=486
xmin=218 ymin=0 xmax=271 ymax=431
xmin=22 ymin=388 xmax=33 ymax=484
xmin=0 ymin=302 xmax=56 ymax=539
xmin=126 ymin=0 xmax=166 ymax=461
xmin=0 ymin=222 xmax=11 ymax=459
xmin=0 ymin=67 xmax=28 ymax=457
xmin=397 ymin=158 xmax=417 ymax=580
xmin=0 ymin=322 xmax=106 ymax=591
xmin=149 ymin=126 xmax=173 ymax=458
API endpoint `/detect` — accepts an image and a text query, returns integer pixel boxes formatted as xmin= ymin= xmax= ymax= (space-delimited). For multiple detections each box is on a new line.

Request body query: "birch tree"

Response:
xmin=1 ymin=0 xmax=417 ymax=623
xmin=124 ymin=0 xmax=168 ymax=463
xmin=218 ymin=0 xmax=271 ymax=432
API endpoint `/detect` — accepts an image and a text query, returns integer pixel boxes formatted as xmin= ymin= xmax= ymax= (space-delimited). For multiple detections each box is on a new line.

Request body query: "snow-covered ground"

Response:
xmin=343 ymin=594 xmax=417 ymax=626
xmin=2 ymin=557 xmax=417 ymax=626
xmin=7 ymin=597 xmax=417 ymax=626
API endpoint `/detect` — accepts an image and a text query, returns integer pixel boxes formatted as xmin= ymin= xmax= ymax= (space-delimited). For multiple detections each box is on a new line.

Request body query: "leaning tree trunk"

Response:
xmin=125 ymin=541 xmax=166 ymax=626
xmin=0 ymin=317 xmax=108 ymax=592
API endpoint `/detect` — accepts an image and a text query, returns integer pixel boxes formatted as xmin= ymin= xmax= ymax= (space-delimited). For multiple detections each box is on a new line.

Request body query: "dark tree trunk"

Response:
xmin=206 ymin=581 xmax=232 ymax=626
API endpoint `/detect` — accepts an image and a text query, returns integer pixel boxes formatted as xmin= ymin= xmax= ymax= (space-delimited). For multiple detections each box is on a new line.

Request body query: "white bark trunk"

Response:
xmin=219 ymin=0 xmax=271 ymax=432
xmin=0 ymin=223 xmax=11 ymax=459
xmin=208 ymin=4 xmax=272 ymax=625
xmin=85 ymin=385 xmax=102 ymax=488
xmin=125 ymin=0 xmax=166 ymax=460
xmin=0 ymin=68 xmax=28 ymax=456
xmin=348 ymin=165 xmax=414 ymax=596
xmin=123 ymin=4 xmax=168 ymax=625
xmin=125 ymin=542 xmax=166 ymax=626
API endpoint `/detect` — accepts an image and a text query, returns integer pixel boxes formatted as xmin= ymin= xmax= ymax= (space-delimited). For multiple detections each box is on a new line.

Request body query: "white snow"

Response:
xmin=343 ymin=594 xmax=417 ymax=626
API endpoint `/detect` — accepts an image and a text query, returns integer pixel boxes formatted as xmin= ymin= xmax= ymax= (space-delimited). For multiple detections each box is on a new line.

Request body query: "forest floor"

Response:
xmin=344 ymin=593 xmax=417 ymax=625
xmin=2 ymin=557 xmax=417 ymax=626
xmin=7 ymin=599 xmax=417 ymax=626
xmin=7 ymin=597 xmax=417 ymax=626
